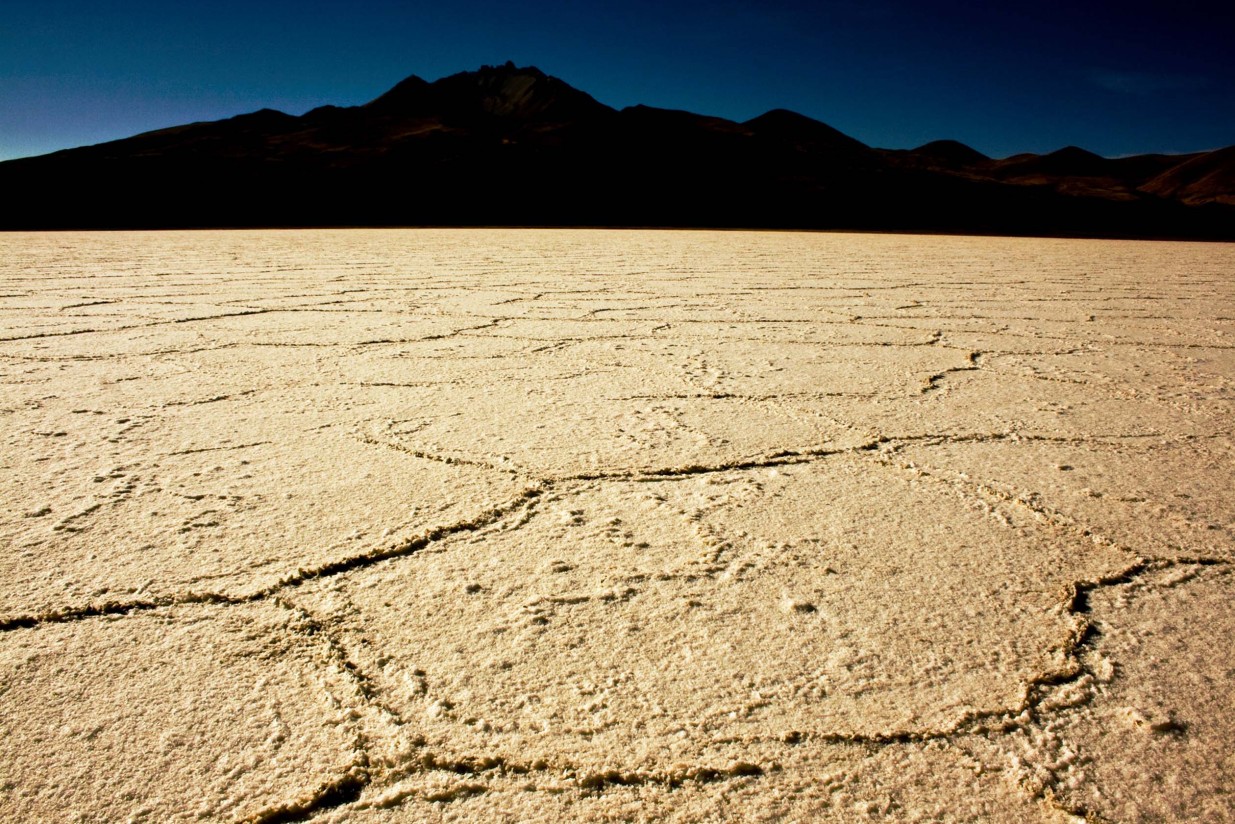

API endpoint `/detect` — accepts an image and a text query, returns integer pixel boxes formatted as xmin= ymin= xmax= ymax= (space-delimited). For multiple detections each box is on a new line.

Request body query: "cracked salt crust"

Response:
xmin=0 ymin=425 xmax=527 ymax=620
xmin=0 ymin=602 xmax=360 ymax=822
xmin=1 ymin=228 xmax=1233 ymax=822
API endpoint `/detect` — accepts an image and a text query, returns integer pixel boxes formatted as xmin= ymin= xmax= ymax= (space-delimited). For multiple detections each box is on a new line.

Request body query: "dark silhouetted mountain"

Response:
xmin=906 ymin=139 xmax=990 ymax=168
xmin=1 ymin=62 xmax=1231 ymax=239
xmin=1139 ymin=146 xmax=1235 ymax=206
xmin=745 ymin=109 xmax=875 ymax=160
xmin=993 ymin=146 xmax=1111 ymax=178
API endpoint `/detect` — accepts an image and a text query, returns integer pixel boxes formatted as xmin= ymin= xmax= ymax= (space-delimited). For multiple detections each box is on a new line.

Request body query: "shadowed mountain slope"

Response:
xmin=1139 ymin=146 xmax=1235 ymax=206
xmin=1 ymin=62 xmax=1231 ymax=239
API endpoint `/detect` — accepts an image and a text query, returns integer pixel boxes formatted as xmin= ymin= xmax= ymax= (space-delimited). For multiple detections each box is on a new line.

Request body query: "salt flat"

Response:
xmin=1 ymin=229 xmax=1232 ymax=822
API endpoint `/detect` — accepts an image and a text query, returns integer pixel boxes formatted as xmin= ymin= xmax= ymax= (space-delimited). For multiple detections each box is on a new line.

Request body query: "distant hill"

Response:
xmin=1139 ymin=146 xmax=1235 ymax=207
xmin=1 ymin=61 xmax=1231 ymax=239
xmin=887 ymin=139 xmax=991 ymax=172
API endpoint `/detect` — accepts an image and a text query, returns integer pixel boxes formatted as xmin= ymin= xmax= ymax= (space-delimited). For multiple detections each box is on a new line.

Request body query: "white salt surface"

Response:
xmin=1 ymin=229 xmax=1233 ymax=822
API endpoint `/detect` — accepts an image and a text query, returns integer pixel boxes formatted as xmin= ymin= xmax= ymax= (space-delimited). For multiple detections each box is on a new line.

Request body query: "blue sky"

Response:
xmin=2 ymin=0 xmax=1233 ymax=161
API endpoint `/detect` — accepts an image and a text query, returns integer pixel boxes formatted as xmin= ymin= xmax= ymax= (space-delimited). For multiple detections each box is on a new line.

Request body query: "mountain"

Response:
xmin=1139 ymin=146 xmax=1235 ymax=206
xmin=744 ymin=109 xmax=876 ymax=161
xmin=885 ymin=139 xmax=991 ymax=172
xmin=1 ymin=62 xmax=1232 ymax=239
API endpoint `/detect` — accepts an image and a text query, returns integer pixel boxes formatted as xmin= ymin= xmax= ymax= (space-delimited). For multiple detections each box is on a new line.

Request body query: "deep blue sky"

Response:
xmin=3 ymin=0 xmax=1233 ymax=161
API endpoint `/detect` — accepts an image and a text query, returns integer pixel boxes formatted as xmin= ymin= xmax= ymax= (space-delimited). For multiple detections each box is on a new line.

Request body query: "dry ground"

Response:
xmin=1 ymin=229 xmax=1232 ymax=822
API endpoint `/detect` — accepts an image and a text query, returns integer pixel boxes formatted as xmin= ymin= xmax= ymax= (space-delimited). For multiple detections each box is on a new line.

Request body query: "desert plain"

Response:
xmin=0 ymin=228 xmax=1233 ymax=823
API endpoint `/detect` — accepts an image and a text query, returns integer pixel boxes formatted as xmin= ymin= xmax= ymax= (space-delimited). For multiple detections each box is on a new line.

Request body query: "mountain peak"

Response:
xmin=747 ymin=108 xmax=819 ymax=125
xmin=744 ymin=108 xmax=871 ymax=155
xmin=1037 ymin=145 xmax=1111 ymax=175
xmin=1046 ymin=145 xmax=1106 ymax=163
xmin=363 ymin=74 xmax=432 ymax=114
xmin=365 ymin=63 xmax=611 ymax=121
xmin=474 ymin=60 xmax=544 ymax=77
xmin=440 ymin=63 xmax=610 ymax=120
xmin=910 ymin=139 xmax=990 ymax=166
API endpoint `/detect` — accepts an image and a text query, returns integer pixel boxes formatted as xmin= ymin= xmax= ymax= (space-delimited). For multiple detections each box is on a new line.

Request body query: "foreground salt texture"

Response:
xmin=1 ymin=229 xmax=1232 ymax=823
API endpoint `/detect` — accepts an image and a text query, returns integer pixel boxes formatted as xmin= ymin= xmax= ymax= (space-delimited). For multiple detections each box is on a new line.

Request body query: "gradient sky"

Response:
xmin=2 ymin=0 xmax=1233 ymax=162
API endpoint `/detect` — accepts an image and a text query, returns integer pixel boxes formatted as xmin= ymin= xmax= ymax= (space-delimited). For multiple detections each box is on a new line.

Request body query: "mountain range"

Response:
xmin=2 ymin=62 xmax=1232 ymax=239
